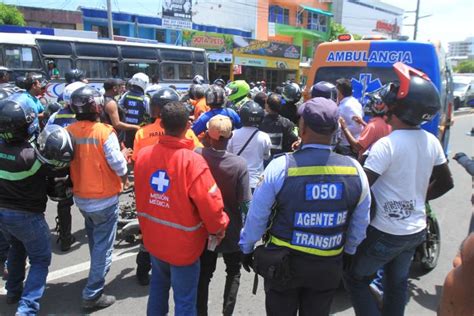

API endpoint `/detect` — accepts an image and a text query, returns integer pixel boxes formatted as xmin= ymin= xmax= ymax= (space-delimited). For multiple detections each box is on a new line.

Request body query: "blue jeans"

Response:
xmin=0 ymin=228 xmax=10 ymax=264
xmin=344 ymin=225 xmax=426 ymax=316
xmin=79 ymin=203 xmax=118 ymax=300
xmin=148 ymin=256 xmax=200 ymax=316
xmin=0 ymin=209 xmax=51 ymax=315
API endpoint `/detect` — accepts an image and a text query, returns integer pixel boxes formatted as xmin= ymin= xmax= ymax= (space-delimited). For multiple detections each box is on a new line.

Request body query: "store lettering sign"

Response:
xmin=235 ymin=40 xmax=301 ymax=60
xmin=192 ymin=36 xmax=225 ymax=49
xmin=375 ymin=20 xmax=400 ymax=34
xmin=326 ymin=50 xmax=413 ymax=64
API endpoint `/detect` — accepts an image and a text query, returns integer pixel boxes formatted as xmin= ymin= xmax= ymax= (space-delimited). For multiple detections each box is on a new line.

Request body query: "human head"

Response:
xmin=160 ymin=101 xmax=189 ymax=137
xmin=205 ymin=85 xmax=226 ymax=108
xmin=282 ymin=82 xmax=302 ymax=104
xmin=335 ymin=78 xmax=353 ymax=102
xmin=150 ymin=87 xmax=180 ymax=118
xmin=213 ymin=78 xmax=226 ymax=88
xmin=25 ymin=72 xmax=47 ymax=96
xmin=129 ymin=72 xmax=149 ymax=93
xmin=35 ymin=124 xmax=74 ymax=169
xmin=206 ymin=114 xmax=232 ymax=149
xmin=297 ymin=97 xmax=339 ymax=145
xmin=0 ymin=97 xmax=37 ymax=143
xmin=63 ymin=81 xmax=86 ymax=106
xmin=0 ymin=66 xmax=10 ymax=83
xmin=65 ymin=69 xmax=87 ymax=85
xmin=151 ymin=74 xmax=160 ymax=84
xmin=70 ymin=85 xmax=103 ymax=121
xmin=193 ymin=75 xmax=205 ymax=85
xmin=239 ymin=100 xmax=264 ymax=127
xmin=311 ymin=81 xmax=337 ymax=101
xmin=253 ymin=92 xmax=267 ymax=109
xmin=47 ymin=60 xmax=55 ymax=69
xmin=226 ymin=80 xmax=250 ymax=104
xmin=103 ymin=78 xmax=124 ymax=97
xmin=266 ymin=93 xmax=282 ymax=114
xmin=189 ymin=84 xmax=205 ymax=100
xmin=111 ymin=66 xmax=119 ymax=77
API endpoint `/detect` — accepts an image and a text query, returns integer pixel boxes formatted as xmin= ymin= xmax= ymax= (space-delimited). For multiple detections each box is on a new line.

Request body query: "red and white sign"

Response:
xmin=375 ymin=20 xmax=400 ymax=35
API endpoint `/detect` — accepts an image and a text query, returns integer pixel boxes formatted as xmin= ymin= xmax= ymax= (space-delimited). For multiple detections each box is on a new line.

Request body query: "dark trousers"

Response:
xmin=136 ymin=243 xmax=151 ymax=277
xmin=57 ymin=197 xmax=74 ymax=239
xmin=197 ymin=250 xmax=242 ymax=316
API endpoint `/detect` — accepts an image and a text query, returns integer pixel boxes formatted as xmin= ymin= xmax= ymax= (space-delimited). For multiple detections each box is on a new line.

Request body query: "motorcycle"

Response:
xmin=413 ymin=203 xmax=441 ymax=271
xmin=118 ymin=191 xmax=141 ymax=244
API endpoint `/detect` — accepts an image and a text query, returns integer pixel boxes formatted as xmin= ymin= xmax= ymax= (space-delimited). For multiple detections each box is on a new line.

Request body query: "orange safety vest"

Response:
xmin=67 ymin=121 xmax=122 ymax=199
xmin=193 ymin=98 xmax=209 ymax=120
xmin=135 ymin=135 xmax=229 ymax=266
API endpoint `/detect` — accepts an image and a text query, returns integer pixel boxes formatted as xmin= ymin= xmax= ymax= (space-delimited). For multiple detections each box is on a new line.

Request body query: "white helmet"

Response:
xmin=145 ymin=83 xmax=162 ymax=97
xmin=63 ymin=81 xmax=87 ymax=105
xmin=129 ymin=72 xmax=149 ymax=92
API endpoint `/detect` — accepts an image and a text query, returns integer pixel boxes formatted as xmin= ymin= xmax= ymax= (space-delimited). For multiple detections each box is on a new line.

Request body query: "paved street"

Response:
xmin=1 ymin=114 xmax=472 ymax=316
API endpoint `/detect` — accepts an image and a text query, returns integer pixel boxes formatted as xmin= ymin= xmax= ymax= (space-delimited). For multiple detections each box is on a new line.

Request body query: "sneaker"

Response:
xmin=59 ymin=235 xmax=76 ymax=252
xmin=136 ymin=273 xmax=150 ymax=286
xmin=6 ymin=294 xmax=21 ymax=305
xmin=369 ymin=282 xmax=384 ymax=310
xmin=82 ymin=294 xmax=116 ymax=310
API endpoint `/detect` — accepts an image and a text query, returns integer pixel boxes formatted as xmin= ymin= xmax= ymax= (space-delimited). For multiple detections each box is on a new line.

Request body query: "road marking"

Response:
xmin=46 ymin=246 xmax=139 ymax=282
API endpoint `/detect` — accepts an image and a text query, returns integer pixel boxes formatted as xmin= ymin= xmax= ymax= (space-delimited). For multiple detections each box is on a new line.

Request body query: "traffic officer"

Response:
xmin=239 ymin=97 xmax=371 ymax=316
xmin=280 ymin=82 xmax=302 ymax=125
xmin=46 ymin=81 xmax=85 ymax=251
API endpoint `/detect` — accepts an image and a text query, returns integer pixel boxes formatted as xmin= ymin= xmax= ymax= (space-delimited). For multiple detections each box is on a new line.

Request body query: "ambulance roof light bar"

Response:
xmin=336 ymin=34 xmax=353 ymax=42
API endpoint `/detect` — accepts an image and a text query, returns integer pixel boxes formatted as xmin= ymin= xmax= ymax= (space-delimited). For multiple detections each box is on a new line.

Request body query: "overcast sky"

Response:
xmin=6 ymin=0 xmax=473 ymax=45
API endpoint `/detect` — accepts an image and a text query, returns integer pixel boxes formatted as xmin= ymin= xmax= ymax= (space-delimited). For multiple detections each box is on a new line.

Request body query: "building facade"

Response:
xmin=332 ymin=0 xmax=403 ymax=38
xmin=449 ymin=37 xmax=474 ymax=60
xmin=17 ymin=5 xmax=83 ymax=30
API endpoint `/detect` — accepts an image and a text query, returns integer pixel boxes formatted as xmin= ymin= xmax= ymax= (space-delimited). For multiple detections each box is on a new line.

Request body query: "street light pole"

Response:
xmin=413 ymin=0 xmax=420 ymax=40
xmin=107 ymin=0 xmax=114 ymax=40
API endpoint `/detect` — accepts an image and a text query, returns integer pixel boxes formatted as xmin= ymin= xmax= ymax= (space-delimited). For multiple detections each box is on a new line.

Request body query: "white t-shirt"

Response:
xmin=365 ymin=129 xmax=446 ymax=235
xmin=338 ymin=96 xmax=364 ymax=146
xmin=227 ymin=126 xmax=271 ymax=189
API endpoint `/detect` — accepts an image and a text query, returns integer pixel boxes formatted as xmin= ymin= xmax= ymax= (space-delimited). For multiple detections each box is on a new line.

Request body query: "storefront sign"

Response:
xmin=162 ymin=0 xmax=192 ymax=29
xmin=375 ymin=20 xmax=399 ymax=35
xmin=182 ymin=30 xmax=234 ymax=53
xmin=233 ymin=65 xmax=242 ymax=75
xmin=234 ymin=40 xmax=301 ymax=60
xmin=207 ymin=53 xmax=233 ymax=64
xmin=234 ymin=55 xmax=300 ymax=70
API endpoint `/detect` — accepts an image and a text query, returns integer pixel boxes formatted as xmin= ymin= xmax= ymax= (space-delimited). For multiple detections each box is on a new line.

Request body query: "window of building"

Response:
xmin=307 ymin=13 xmax=328 ymax=32
xmin=123 ymin=62 xmax=158 ymax=79
xmin=4 ymin=46 xmax=42 ymax=69
xmin=92 ymin=25 xmax=120 ymax=38
xmin=156 ymin=29 xmax=166 ymax=43
xmin=76 ymin=59 xmax=114 ymax=79
xmin=269 ymin=5 xmax=290 ymax=25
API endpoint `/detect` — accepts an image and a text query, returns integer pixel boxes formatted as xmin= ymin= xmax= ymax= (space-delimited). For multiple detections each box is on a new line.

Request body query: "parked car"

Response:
xmin=453 ymin=75 xmax=474 ymax=109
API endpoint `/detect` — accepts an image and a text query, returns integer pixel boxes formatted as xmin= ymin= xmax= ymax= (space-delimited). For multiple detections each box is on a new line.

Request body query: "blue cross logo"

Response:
xmin=351 ymin=73 xmax=383 ymax=101
xmin=150 ymin=170 xmax=170 ymax=193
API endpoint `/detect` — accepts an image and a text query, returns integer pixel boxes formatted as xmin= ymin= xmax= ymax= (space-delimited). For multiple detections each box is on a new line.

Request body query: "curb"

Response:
xmin=454 ymin=107 xmax=473 ymax=117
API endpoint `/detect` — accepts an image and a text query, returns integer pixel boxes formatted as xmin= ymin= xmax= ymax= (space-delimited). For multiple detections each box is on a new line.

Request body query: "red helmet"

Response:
xmin=380 ymin=62 xmax=441 ymax=126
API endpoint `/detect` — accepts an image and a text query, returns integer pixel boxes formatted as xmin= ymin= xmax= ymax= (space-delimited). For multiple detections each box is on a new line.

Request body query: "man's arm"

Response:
xmin=426 ymin=163 xmax=454 ymax=201
xmin=105 ymin=100 xmax=140 ymax=132
xmin=103 ymin=132 xmax=128 ymax=178
xmin=340 ymin=117 xmax=363 ymax=153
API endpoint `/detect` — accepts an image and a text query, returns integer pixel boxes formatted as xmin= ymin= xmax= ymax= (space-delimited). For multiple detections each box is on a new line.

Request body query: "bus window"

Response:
xmin=77 ymin=59 xmax=114 ymax=79
xmin=75 ymin=43 xmax=119 ymax=58
xmin=37 ymin=40 xmax=73 ymax=56
xmin=45 ymin=58 xmax=71 ymax=79
xmin=4 ymin=46 xmax=41 ymax=69
xmin=179 ymin=64 xmax=193 ymax=80
xmin=162 ymin=63 xmax=177 ymax=80
xmin=194 ymin=52 xmax=205 ymax=63
xmin=160 ymin=49 xmax=193 ymax=61
xmin=193 ymin=64 xmax=205 ymax=78
xmin=121 ymin=46 xmax=158 ymax=60
xmin=124 ymin=62 xmax=158 ymax=79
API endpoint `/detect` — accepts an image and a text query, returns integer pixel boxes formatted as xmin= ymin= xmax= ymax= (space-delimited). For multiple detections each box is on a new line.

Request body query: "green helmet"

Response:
xmin=226 ymin=80 xmax=250 ymax=103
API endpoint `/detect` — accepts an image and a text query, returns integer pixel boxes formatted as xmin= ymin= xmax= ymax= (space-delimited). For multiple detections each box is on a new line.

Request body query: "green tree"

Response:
xmin=0 ymin=4 xmax=25 ymax=26
xmin=455 ymin=60 xmax=474 ymax=73
xmin=328 ymin=21 xmax=362 ymax=41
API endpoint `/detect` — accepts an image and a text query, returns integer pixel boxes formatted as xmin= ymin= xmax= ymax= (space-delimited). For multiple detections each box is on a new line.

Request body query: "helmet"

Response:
xmin=193 ymin=75 xmax=205 ymax=85
xmin=0 ymin=88 xmax=11 ymax=101
xmin=213 ymin=78 xmax=225 ymax=87
xmin=239 ymin=100 xmax=264 ymax=127
xmin=379 ymin=62 xmax=441 ymax=126
xmin=363 ymin=88 xmax=388 ymax=116
xmin=145 ymin=83 xmax=162 ymax=97
xmin=205 ymin=85 xmax=225 ymax=107
xmin=65 ymin=69 xmax=86 ymax=84
xmin=310 ymin=81 xmax=337 ymax=101
xmin=226 ymin=80 xmax=250 ymax=103
xmin=46 ymin=175 xmax=73 ymax=201
xmin=63 ymin=81 xmax=87 ymax=105
xmin=35 ymin=124 xmax=74 ymax=169
xmin=15 ymin=76 xmax=27 ymax=89
xmin=43 ymin=102 xmax=62 ymax=119
xmin=129 ymin=72 xmax=149 ymax=92
xmin=70 ymin=85 xmax=104 ymax=115
xmin=282 ymin=83 xmax=302 ymax=103
xmin=151 ymin=87 xmax=180 ymax=109
xmin=189 ymin=84 xmax=205 ymax=100
xmin=0 ymin=98 xmax=37 ymax=143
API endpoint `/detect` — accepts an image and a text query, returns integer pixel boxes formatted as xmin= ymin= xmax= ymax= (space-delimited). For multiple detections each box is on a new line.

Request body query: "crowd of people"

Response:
xmin=0 ymin=62 xmax=471 ymax=316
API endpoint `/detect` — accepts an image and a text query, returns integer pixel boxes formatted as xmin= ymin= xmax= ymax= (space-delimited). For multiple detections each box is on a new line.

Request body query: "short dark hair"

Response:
xmin=151 ymin=74 xmax=159 ymax=84
xmin=25 ymin=72 xmax=43 ymax=91
xmin=253 ymin=92 xmax=267 ymax=108
xmin=267 ymin=93 xmax=282 ymax=113
xmin=336 ymin=78 xmax=353 ymax=97
xmin=103 ymin=78 xmax=123 ymax=91
xmin=161 ymin=101 xmax=188 ymax=135
xmin=75 ymin=113 xmax=99 ymax=122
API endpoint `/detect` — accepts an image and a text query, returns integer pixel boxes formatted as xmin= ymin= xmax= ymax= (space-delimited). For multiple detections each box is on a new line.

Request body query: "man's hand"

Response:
xmin=291 ymin=138 xmax=301 ymax=151
xmin=215 ymin=229 xmax=226 ymax=244
xmin=121 ymin=148 xmax=133 ymax=161
xmin=343 ymin=252 xmax=354 ymax=272
xmin=241 ymin=252 xmax=254 ymax=272
xmin=453 ymin=152 xmax=467 ymax=161
xmin=338 ymin=117 xmax=347 ymax=129
xmin=352 ymin=116 xmax=367 ymax=127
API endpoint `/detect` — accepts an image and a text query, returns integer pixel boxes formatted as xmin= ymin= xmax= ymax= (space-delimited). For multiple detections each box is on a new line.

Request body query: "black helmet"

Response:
xmin=0 ymin=98 xmax=37 ymax=143
xmin=0 ymin=88 xmax=11 ymax=101
xmin=15 ymin=76 xmax=27 ymax=89
xmin=282 ymin=82 xmax=302 ymax=103
xmin=65 ymin=69 xmax=86 ymax=84
xmin=311 ymin=81 xmax=337 ymax=101
xmin=189 ymin=84 xmax=205 ymax=100
xmin=379 ymin=62 xmax=441 ymax=126
xmin=151 ymin=87 xmax=180 ymax=109
xmin=35 ymin=124 xmax=74 ymax=169
xmin=205 ymin=85 xmax=225 ymax=107
xmin=70 ymin=85 xmax=103 ymax=115
xmin=46 ymin=175 xmax=73 ymax=201
xmin=213 ymin=78 xmax=226 ymax=87
xmin=44 ymin=102 xmax=62 ymax=116
xmin=363 ymin=88 xmax=388 ymax=116
xmin=193 ymin=75 xmax=205 ymax=85
xmin=239 ymin=100 xmax=264 ymax=127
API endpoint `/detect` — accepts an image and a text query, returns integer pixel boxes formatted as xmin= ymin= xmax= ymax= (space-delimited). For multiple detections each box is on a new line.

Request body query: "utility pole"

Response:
xmin=107 ymin=0 xmax=114 ymax=40
xmin=413 ymin=0 xmax=420 ymax=40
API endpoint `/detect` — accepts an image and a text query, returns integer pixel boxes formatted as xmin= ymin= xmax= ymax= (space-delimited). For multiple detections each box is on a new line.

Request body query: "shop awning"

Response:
xmin=300 ymin=5 xmax=333 ymax=17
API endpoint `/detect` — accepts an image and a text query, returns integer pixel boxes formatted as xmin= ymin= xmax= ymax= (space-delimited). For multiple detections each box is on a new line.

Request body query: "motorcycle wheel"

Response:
xmin=421 ymin=216 xmax=441 ymax=271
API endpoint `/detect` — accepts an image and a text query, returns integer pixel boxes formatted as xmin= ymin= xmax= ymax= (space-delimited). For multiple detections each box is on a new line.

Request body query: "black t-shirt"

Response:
xmin=0 ymin=141 xmax=49 ymax=213
xmin=196 ymin=147 xmax=251 ymax=253
xmin=279 ymin=102 xmax=299 ymax=125
xmin=260 ymin=113 xmax=298 ymax=157
xmin=101 ymin=96 xmax=126 ymax=142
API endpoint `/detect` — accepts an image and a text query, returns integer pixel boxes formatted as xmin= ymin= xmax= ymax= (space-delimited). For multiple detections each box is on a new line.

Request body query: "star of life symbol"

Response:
xmin=351 ymin=73 xmax=383 ymax=104
xmin=150 ymin=170 xmax=170 ymax=194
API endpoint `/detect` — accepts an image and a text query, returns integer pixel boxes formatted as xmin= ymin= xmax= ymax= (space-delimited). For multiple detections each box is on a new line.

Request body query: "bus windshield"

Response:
xmin=3 ymin=45 xmax=42 ymax=69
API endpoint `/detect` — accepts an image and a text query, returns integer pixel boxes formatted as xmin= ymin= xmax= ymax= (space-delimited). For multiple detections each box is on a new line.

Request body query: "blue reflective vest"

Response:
xmin=123 ymin=91 xmax=146 ymax=125
xmin=51 ymin=108 xmax=76 ymax=128
xmin=269 ymin=148 xmax=363 ymax=257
